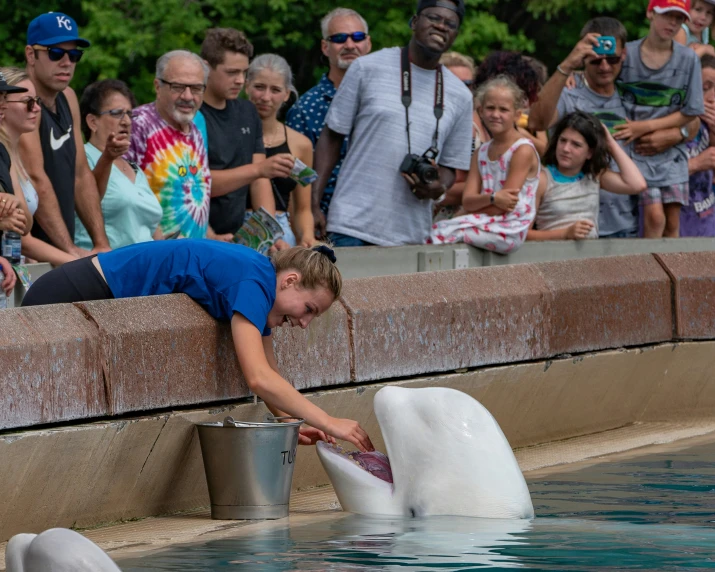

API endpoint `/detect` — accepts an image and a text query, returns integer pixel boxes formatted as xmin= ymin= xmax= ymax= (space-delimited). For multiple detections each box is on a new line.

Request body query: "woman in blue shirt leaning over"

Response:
xmin=22 ymin=241 xmax=373 ymax=452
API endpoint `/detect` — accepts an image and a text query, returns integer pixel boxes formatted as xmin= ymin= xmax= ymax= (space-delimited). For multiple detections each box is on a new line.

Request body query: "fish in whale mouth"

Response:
xmin=316 ymin=386 xmax=534 ymax=519
xmin=320 ymin=443 xmax=393 ymax=483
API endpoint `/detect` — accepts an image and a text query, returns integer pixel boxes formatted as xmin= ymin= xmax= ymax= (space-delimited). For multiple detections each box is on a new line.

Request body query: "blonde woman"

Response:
xmin=23 ymin=240 xmax=373 ymax=452
xmin=246 ymin=54 xmax=315 ymax=247
xmin=0 ymin=67 xmax=73 ymax=265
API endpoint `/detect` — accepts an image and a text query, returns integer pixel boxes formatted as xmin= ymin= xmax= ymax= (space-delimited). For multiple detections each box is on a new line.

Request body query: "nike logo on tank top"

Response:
xmin=34 ymin=92 xmax=77 ymax=245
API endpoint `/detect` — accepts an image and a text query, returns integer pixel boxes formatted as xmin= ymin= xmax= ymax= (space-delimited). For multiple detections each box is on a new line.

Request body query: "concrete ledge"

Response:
xmin=0 ymin=252 xmax=707 ymax=430
xmin=536 ymin=255 xmax=673 ymax=354
xmin=75 ymin=295 xmax=247 ymax=415
xmin=341 ymin=265 xmax=551 ymax=382
xmin=0 ymin=305 xmax=105 ymax=430
xmin=272 ymin=303 xmax=352 ymax=390
xmin=654 ymin=252 xmax=715 ymax=339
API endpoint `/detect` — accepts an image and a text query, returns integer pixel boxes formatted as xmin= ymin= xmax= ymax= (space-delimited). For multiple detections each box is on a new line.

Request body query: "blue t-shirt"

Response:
xmin=97 ymin=240 xmax=276 ymax=335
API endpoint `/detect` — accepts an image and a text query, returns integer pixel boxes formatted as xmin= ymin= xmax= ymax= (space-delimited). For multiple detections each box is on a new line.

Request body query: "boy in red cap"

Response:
xmin=615 ymin=0 xmax=704 ymax=237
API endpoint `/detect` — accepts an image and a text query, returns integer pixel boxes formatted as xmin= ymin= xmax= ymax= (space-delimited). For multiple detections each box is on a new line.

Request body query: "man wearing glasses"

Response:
xmin=286 ymin=8 xmax=372 ymax=234
xmin=127 ymin=50 xmax=212 ymax=239
xmin=21 ymin=12 xmax=110 ymax=257
xmin=312 ymin=0 xmax=472 ymax=247
xmin=528 ymin=17 xmax=695 ymax=239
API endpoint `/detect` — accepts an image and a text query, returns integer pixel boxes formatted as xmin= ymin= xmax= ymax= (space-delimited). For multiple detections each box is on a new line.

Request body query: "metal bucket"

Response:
xmin=196 ymin=416 xmax=303 ymax=520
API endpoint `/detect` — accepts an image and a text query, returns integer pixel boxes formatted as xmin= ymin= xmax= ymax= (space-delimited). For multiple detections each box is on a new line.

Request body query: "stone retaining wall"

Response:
xmin=1 ymin=252 xmax=713 ymax=431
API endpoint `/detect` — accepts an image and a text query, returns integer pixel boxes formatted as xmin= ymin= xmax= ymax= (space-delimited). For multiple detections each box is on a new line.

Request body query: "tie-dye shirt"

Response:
xmin=127 ymin=103 xmax=211 ymax=239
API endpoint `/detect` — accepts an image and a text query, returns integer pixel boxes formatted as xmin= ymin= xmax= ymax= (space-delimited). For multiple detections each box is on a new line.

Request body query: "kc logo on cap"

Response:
xmin=27 ymin=12 xmax=90 ymax=48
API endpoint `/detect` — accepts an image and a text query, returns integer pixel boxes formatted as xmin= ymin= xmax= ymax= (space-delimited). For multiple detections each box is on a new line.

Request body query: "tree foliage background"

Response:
xmin=0 ymin=0 xmax=652 ymax=104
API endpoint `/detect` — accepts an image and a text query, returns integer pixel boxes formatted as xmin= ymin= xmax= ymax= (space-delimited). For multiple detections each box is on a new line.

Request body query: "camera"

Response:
xmin=400 ymin=146 xmax=439 ymax=185
xmin=594 ymin=36 xmax=616 ymax=56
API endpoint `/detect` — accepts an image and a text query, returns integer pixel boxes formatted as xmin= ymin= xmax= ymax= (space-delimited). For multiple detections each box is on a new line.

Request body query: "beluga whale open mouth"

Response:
xmin=317 ymin=386 xmax=534 ymax=519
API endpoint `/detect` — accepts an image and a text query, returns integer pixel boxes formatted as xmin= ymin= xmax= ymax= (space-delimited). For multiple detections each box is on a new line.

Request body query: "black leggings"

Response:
xmin=21 ymin=256 xmax=115 ymax=307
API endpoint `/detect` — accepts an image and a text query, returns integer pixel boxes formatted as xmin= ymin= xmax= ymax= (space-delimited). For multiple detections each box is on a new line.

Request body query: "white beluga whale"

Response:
xmin=317 ymin=386 xmax=534 ymax=519
xmin=5 ymin=528 xmax=121 ymax=572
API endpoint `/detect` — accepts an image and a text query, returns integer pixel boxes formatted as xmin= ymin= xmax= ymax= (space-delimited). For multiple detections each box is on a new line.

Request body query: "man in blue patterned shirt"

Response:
xmin=286 ymin=8 xmax=371 ymax=236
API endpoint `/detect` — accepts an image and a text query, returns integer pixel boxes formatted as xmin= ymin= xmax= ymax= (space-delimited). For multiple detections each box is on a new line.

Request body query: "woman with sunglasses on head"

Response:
xmin=0 ymin=66 xmax=74 ymax=266
xmin=246 ymin=54 xmax=315 ymax=247
xmin=76 ymin=79 xmax=163 ymax=250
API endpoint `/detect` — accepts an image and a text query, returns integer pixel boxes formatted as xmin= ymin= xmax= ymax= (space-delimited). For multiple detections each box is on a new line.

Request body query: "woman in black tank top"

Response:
xmin=246 ymin=54 xmax=316 ymax=247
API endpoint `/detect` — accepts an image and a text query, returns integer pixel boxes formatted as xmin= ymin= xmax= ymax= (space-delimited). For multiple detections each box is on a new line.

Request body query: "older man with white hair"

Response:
xmin=127 ymin=50 xmax=212 ymax=239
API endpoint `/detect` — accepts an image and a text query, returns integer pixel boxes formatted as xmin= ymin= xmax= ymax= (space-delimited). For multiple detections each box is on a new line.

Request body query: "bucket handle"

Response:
xmin=222 ymin=416 xmax=304 ymax=427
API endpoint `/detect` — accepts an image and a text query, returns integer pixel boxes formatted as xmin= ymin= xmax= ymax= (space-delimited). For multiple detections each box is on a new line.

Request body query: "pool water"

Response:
xmin=120 ymin=439 xmax=715 ymax=571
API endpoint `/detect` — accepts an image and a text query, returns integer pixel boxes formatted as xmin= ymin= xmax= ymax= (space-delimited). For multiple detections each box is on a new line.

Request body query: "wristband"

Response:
xmin=556 ymin=65 xmax=570 ymax=77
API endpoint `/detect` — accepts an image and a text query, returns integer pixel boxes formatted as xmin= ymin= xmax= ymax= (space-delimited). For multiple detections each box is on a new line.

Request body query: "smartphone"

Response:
xmin=594 ymin=36 xmax=616 ymax=56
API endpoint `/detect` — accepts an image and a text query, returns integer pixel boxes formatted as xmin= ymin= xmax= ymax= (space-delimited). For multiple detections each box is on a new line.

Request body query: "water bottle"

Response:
xmin=1 ymin=231 xmax=21 ymax=264
xmin=0 ymin=270 xmax=6 ymax=309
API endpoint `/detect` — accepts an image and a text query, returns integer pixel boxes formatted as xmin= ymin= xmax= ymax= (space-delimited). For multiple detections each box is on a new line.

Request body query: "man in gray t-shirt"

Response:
xmin=312 ymin=0 xmax=473 ymax=246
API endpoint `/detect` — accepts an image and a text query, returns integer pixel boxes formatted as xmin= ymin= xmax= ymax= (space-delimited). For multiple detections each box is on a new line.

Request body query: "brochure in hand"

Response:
xmin=233 ymin=207 xmax=285 ymax=255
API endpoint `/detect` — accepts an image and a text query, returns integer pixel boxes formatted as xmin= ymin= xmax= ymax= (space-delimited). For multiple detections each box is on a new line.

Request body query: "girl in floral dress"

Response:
xmin=430 ymin=76 xmax=540 ymax=254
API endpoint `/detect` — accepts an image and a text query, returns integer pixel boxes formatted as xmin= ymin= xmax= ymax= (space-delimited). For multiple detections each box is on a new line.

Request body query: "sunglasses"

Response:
xmin=326 ymin=32 xmax=368 ymax=44
xmin=33 ymin=45 xmax=84 ymax=63
xmin=587 ymin=55 xmax=622 ymax=66
xmin=6 ymin=96 xmax=41 ymax=112
xmin=97 ymin=108 xmax=134 ymax=120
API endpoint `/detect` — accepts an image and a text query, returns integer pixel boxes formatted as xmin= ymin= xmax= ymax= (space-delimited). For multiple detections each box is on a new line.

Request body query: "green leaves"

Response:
xmin=0 ymin=0 xmax=653 ymax=104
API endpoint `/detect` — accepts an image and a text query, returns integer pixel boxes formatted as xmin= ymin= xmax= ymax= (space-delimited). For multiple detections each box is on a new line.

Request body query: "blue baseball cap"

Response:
xmin=27 ymin=12 xmax=90 ymax=48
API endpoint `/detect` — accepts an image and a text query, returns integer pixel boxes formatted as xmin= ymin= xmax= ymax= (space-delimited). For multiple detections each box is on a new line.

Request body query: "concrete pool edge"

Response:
xmin=3 ymin=341 xmax=715 ymax=542
xmin=3 ymin=419 xmax=714 ymax=569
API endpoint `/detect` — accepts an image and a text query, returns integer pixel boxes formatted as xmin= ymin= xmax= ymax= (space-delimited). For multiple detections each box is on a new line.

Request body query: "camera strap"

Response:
xmin=400 ymin=46 xmax=444 ymax=155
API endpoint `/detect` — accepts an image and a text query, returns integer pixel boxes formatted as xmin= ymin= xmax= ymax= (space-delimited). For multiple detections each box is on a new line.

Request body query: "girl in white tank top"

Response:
xmin=528 ymin=111 xmax=646 ymax=241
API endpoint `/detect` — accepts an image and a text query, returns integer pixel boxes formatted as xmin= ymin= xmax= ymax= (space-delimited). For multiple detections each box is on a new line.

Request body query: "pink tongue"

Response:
xmin=352 ymin=451 xmax=393 ymax=483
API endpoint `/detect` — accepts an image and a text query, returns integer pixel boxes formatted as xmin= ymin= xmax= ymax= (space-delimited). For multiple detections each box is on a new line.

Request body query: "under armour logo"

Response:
xmin=56 ymin=16 xmax=72 ymax=30
xmin=241 ymin=127 xmax=250 ymax=135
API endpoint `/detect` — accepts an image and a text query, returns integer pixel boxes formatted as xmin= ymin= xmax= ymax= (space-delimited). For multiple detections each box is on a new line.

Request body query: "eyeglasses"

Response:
xmin=6 ymin=96 xmax=41 ymax=112
xmin=158 ymin=78 xmax=206 ymax=95
xmin=33 ymin=45 xmax=84 ymax=63
xmin=97 ymin=108 xmax=134 ymax=120
xmin=421 ymin=12 xmax=459 ymax=31
xmin=326 ymin=32 xmax=368 ymax=44
xmin=587 ymin=55 xmax=622 ymax=66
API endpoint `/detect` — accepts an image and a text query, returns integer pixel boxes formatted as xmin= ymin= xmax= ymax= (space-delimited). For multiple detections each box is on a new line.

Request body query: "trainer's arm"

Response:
xmin=232 ymin=314 xmax=373 ymax=452
xmin=66 ymin=87 xmax=110 ymax=251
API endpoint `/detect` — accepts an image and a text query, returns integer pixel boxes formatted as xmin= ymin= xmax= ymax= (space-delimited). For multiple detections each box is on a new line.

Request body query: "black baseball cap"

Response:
xmin=0 ymin=72 xmax=28 ymax=94
xmin=416 ymin=0 xmax=466 ymax=22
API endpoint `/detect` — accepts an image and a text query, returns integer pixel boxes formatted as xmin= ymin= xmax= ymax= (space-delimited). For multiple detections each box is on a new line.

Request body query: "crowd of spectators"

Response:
xmin=1 ymin=0 xmax=714 ymax=298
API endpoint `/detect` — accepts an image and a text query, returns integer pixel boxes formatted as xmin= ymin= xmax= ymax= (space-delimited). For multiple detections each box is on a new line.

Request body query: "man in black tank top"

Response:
xmin=199 ymin=28 xmax=293 ymax=243
xmin=21 ymin=12 xmax=109 ymax=256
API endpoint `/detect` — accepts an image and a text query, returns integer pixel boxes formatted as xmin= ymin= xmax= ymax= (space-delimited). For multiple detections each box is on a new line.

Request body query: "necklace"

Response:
xmin=263 ymin=123 xmax=285 ymax=148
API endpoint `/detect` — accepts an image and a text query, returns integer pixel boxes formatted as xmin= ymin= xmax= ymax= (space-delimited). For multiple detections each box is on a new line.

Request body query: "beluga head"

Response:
xmin=317 ymin=386 xmax=534 ymax=519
